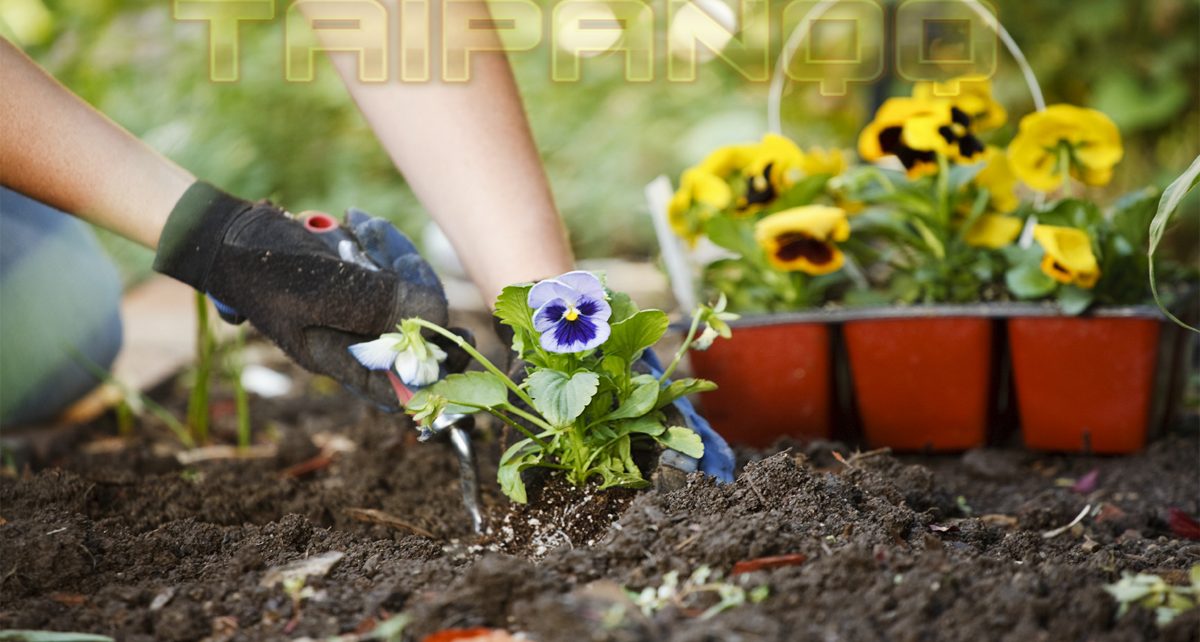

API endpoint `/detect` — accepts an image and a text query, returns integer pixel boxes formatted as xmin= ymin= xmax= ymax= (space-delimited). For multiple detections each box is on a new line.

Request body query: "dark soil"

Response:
xmin=2 ymin=357 xmax=1198 ymax=642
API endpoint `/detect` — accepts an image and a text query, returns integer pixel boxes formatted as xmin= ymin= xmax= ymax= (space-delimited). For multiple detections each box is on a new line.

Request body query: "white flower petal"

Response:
xmin=348 ymin=336 xmax=401 ymax=370
xmin=393 ymin=350 xmax=441 ymax=387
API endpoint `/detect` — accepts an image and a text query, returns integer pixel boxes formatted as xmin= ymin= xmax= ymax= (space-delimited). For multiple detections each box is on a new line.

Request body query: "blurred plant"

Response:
xmin=185 ymin=291 xmax=215 ymax=444
xmin=669 ymin=134 xmax=855 ymax=312
xmin=627 ymin=566 xmax=769 ymax=620
xmin=66 ymin=346 xmax=193 ymax=447
xmin=1104 ymin=566 xmax=1199 ymax=626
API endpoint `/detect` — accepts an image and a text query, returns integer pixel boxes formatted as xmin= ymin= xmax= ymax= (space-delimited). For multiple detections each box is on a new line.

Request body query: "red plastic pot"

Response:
xmin=688 ymin=321 xmax=833 ymax=447
xmin=1008 ymin=316 xmax=1161 ymax=453
xmin=844 ymin=316 xmax=994 ymax=451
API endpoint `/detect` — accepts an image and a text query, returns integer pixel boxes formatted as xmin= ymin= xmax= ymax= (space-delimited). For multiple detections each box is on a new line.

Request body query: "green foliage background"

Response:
xmin=3 ymin=0 xmax=1196 ymax=286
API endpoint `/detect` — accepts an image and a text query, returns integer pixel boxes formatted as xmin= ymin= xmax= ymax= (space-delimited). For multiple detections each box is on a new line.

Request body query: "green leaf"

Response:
xmin=1149 ymin=154 xmax=1200 ymax=332
xmin=655 ymin=378 xmax=717 ymax=409
xmin=498 ymin=439 xmax=539 ymax=503
xmin=607 ymin=290 xmax=639 ymax=324
xmin=704 ymin=214 xmax=757 ymax=256
xmin=605 ymin=374 xmax=659 ymax=420
xmin=526 ymin=370 xmax=600 ymax=427
xmin=763 ymin=174 xmax=830 ymax=212
xmin=605 ymin=310 xmax=669 ymax=362
xmin=494 ymin=283 xmax=535 ymax=335
xmin=428 ymin=371 xmax=508 ymax=411
xmin=1006 ymin=264 xmax=1057 ymax=299
xmin=619 ymin=414 xmax=667 ymax=436
xmin=1057 ymin=285 xmax=1095 ymax=316
xmin=656 ymin=426 xmax=705 ymax=459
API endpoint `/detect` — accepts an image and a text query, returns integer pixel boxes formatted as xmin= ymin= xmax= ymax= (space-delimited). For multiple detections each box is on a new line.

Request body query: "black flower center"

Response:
xmin=775 ymin=232 xmax=834 ymax=265
xmin=741 ymin=163 xmax=777 ymax=209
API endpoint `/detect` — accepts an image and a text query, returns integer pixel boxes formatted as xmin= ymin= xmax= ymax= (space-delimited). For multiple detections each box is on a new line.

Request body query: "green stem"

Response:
xmin=411 ymin=319 xmax=539 ymax=410
xmin=186 ymin=291 xmax=213 ymax=445
xmin=935 ymin=152 xmax=951 ymax=227
xmin=232 ymin=328 xmax=251 ymax=450
xmin=1059 ymin=143 xmax=1073 ymax=198
xmin=495 ymin=408 xmax=550 ymax=448
xmin=660 ymin=309 xmax=703 ymax=383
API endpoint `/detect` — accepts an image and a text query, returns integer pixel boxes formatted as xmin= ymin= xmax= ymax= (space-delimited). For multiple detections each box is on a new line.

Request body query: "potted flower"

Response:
xmin=665 ymin=134 xmax=854 ymax=446
xmin=838 ymin=78 xmax=1019 ymax=451
xmin=999 ymin=107 xmax=1198 ymax=453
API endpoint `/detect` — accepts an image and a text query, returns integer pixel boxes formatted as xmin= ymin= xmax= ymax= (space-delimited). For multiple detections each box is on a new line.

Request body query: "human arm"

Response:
xmin=0 ymin=37 xmax=193 ymax=249
xmin=314 ymin=0 xmax=574 ymax=304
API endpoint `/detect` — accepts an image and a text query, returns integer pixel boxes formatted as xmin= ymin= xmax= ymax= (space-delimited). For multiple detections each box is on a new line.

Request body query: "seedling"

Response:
xmin=627 ymin=566 xmax=769 ymax=620
xmin=350 ymin=271 xmax=734 ymax=503
xmin=1104 ymin=566 xmax=1199 ymax=626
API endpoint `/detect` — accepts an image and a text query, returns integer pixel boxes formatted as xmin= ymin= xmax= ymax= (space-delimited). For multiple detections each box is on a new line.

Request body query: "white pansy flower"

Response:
xmin=348 ymin=320 xmax=447 ymax=387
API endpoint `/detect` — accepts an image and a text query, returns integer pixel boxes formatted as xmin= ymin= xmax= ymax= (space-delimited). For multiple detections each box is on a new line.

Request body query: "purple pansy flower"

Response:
xmin=528 ymin=271 xmax=612 ymax=353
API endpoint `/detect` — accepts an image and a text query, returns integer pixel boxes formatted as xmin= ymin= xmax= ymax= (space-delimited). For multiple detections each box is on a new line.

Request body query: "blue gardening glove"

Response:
xmin=640 ymin=349 xmax=735 ymax=484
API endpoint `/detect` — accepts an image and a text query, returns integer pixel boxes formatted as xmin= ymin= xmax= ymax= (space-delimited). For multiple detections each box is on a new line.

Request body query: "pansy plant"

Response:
xmin=352 ymin=270 xmax=733 ymax=503
xmin=670 ymin=133 xmax=857 ymax=313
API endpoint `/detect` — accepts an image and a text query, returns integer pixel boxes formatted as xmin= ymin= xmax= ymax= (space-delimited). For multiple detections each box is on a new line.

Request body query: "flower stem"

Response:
xmin=1059 ymin=143 xmax=1073 ymax=198
xmin=935 ymin=153 xmax=951 ymax=227
xmin=410 ymin=319 xmax=539 ymax=410
xmin=488 ymin=407 xmax=550 ymax=448
xmin=660 ymin=309 xmax=703 ymax=383
xmin=499 ymin=404 xmax=556 ymax=438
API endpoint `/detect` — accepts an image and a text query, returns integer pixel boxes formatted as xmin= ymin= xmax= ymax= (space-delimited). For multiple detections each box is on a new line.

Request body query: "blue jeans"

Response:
xmin=0 ymin=187 xmax=123 ymax=428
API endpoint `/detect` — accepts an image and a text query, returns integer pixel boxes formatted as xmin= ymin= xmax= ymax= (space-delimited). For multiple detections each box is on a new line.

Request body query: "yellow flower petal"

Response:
xmin=799 ymin=146 xmax=847 ymax=177
xmin=913 ymin=77 xmax=1007 ymax=131
xmin=965 ymin=215 xmax=1023 ymax=249
xmin=1032 ymin=224 xmax=1101 ymax=288
xmin=754 ymin=205 xmax=850 ymax=274
xmin=974 ymin=146 xmax=1019 ymax=213
xmin=1008 ymin=105 xmax=1123 ymax=192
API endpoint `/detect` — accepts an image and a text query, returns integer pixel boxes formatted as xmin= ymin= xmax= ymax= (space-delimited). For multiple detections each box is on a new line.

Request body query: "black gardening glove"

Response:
xmin=154 ymin=181 xmax=462 ymax=409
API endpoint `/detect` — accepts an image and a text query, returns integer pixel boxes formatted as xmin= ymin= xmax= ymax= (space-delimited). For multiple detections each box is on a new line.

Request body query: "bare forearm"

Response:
xmin=321 ymin=5 xmax=573 ymax=303
xmin=0 ymin=39 xmax=193 ymax=249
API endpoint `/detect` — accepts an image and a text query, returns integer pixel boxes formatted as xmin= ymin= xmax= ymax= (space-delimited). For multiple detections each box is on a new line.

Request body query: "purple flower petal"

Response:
xmin=533 ymin=301 xmax=567 ymax=333
xmin=1071 ymin=469 xmax=1099 ymax=494
xmin=528 ymin=279 xmax=579 ymax=309
xmin=575 ymin=295 xmax=612 ymax=322
xmin=539 ymin=315 xmax=611 ymax=353
xmin=554 ymin=270 xmax=607 ymax=301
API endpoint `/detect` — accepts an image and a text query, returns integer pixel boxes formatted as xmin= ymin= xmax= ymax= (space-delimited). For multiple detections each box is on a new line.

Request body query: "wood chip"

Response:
xmin=979 ymin=514 xmax=1018 ymax=528
xmin=344 ymin=508 xmax=434 ymax=539
xmin=731 ymin=553 xmax=808 ymax=575
xmin=260 ymin=551 xmax=345 ymax=588
xmin=48 ymin=592 xmax=87 ymax=606
xmin=282 ymin=452 xmax=336 ymax=478
xmin=175 ymin=443 xmax=277 ymax=465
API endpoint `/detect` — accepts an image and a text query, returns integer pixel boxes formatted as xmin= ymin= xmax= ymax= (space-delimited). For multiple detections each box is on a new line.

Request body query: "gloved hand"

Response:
xmin=154 ymin=181 xmax=454 ymax=409
xmin=638 ymin=349 xmax=735 ymax=486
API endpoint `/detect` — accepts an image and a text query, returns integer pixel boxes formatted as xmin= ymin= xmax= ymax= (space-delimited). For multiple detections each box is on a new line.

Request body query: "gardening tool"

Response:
xmin=386 ymin=371 xmax=486 ymax=534
xmin=437 ymin=413 xmax=486 ymax=534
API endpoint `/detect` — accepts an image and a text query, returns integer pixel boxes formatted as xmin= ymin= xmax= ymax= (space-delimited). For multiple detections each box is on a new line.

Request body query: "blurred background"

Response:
xmin=2 ymin=0 xmax=1197 ymax=287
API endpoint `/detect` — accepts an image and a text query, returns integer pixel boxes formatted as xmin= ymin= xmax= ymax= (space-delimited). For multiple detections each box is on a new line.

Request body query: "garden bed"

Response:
xmin=1 ymin=360 xmax=1198 ymax=642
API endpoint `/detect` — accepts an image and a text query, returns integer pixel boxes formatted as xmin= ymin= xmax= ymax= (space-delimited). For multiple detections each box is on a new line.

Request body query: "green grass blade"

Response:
xmin=1149 ymin=154 xmax=1200 ymax=332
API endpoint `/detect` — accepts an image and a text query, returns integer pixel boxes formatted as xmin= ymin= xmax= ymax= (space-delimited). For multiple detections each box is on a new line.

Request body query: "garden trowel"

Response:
xmin=386 ymin=371 xmax=485 ymax=535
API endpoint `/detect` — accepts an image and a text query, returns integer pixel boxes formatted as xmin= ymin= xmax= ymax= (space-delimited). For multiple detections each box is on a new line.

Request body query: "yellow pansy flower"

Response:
xmin=964 ymin=215 xmax=1023 ymax=249
xmin=798 ymin=146 xmax=848 ymax=177
xmin=974 ymin=146 xmax=1019 ymax=213
xmin=1032 ymin=225 xmax=1101 ymax=288
xmin=668 ymin=168 xmax=731 ymax=244
xmin=754 ymin=205 xmax=850 ymax=274
xmin=913 ymin=77 xmax=1007 ymax=132
xmin=1008 ymin=105 xmax=1123 ymax=192
xmin=858 ymin=97 xmax=984 ymax=177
